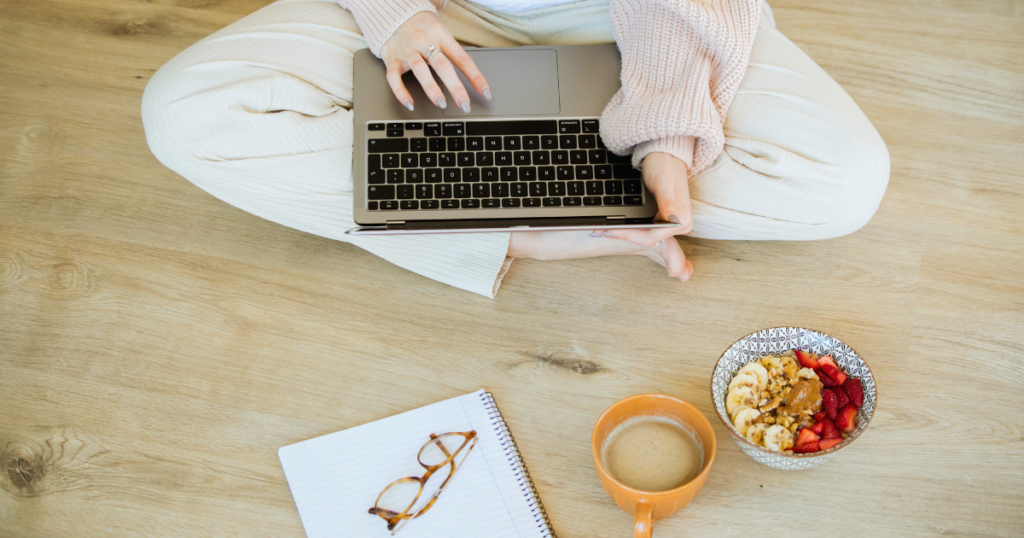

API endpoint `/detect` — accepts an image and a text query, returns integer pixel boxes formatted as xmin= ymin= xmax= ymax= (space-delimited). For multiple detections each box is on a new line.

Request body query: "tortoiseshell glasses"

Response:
xmin=368 ymin=431 xmax=477 ymax=534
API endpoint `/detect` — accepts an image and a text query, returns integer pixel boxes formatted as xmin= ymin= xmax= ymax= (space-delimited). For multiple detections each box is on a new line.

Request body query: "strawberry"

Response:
xmin=813 ymin=411 xmax=826 ymax=421
xmin=834 ymin=385 xmax=850 ymax=410
xmin=820 ymin=418 xmax=842 ymax=440
xmin=818 ymin=355 xmax=838 ymax=369
xmin=795 ymin=349 xmax=819 ymax=369
xmin=842 ymin=377 xmax=865 ymax=408
xmin=836 ymin=404 xmax=858 ymax=433
xmin=820 ymin=363 xmax=848 ymax=386
xmin=810 ymin=421 xmax=825 ymax=435
xmin=795 ymin=427 xmax=820 ymax=446
xmin=793 ymin=442 xmax=820 ymax=454
xmin=818 ymin=438 xmax=842 ymax=451
xmin=822 ymin=389 xmax=839 ymax=420
xmin=818 ymin=370 xmax=839 ymax=387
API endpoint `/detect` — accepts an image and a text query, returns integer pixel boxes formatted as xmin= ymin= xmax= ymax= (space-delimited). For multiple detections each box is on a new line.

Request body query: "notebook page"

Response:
xmin=279 ymin=390 xmax=544 ymax=538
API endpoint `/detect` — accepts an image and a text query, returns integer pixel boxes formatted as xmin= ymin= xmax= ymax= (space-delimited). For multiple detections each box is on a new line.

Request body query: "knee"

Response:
xmin=811 ymin=121 xmax=891 ymax=239
xmin=141 ymin=65 xmax=198 ymax=173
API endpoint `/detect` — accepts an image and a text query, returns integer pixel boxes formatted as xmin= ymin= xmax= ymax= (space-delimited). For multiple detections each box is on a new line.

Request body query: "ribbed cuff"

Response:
xmin=631 ymin=135 xmax=696 ymax=172
xmin=340 ymin=0 xmax=439 ymax=57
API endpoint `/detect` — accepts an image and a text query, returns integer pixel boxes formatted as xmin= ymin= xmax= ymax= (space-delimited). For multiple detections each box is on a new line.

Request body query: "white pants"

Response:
xmin=142 ymin=0 xmax=889 ymax=298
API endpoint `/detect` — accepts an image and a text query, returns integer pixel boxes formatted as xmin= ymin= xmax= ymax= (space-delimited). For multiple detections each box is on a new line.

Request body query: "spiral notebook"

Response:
xmin=279 ymin=390 xmax=554 ymax=538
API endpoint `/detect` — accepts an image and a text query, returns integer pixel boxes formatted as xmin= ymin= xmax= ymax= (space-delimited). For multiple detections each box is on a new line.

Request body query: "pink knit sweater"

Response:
xmin=338 ymin=0 xmax=761 ymax=176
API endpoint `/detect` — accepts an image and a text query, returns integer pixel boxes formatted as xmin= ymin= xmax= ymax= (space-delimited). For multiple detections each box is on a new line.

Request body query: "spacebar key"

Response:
xmin=467 ymin=120 xmax=558 ymax=136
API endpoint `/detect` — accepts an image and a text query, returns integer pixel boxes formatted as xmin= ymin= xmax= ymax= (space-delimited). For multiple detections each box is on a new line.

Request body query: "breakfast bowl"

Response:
xmin=710 ymin=327 xmax=876 ymax=470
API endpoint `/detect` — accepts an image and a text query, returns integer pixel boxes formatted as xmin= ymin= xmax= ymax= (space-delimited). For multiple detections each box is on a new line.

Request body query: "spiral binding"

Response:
xmin=480 ymin=392 xmax=556 ymax=538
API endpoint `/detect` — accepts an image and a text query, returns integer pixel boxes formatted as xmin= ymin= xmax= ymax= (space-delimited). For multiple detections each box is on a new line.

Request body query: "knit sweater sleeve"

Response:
xmin=600 ymin=0 xmax=761 ymax=174
xmin=338 ymin=0 xmax=448 ymax=57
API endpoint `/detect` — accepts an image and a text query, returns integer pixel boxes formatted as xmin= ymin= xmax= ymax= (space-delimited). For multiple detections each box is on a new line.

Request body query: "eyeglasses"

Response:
xmin=368 ymin=431 xmax=478 ymax=534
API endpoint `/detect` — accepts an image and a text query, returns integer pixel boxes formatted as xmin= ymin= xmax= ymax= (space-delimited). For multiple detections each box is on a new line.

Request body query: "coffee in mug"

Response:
xmin=600 ymin=415 xmax=703 ymax=492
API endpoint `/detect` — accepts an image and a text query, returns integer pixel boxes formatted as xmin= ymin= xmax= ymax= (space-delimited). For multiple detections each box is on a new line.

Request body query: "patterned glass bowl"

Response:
xmin=710 ymin=327 xmax=876 ymax=471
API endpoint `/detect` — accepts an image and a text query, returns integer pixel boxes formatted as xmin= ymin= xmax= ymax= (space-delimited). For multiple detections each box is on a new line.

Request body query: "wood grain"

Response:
xmin=1 ymin=0 xmax=1022 ymax=536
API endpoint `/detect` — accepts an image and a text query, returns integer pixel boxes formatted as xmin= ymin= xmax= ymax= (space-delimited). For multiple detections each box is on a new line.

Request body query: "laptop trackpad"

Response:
xmin=443 ymin=49 xmax=560 ymax=117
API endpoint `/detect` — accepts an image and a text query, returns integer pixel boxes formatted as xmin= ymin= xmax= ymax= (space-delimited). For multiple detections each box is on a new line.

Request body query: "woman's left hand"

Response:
xmin=593 ymin=151 xmax=694 ymax=280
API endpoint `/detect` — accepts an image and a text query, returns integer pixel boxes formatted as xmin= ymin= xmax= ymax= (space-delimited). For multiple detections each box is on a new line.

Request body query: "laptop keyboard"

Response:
xmin=364 ymin=119 xmax=644 ymax=211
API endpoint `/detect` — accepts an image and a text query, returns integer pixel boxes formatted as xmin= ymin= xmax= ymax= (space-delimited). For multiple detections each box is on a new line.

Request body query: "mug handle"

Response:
xmin=633 ymin=501 xmax=654 ymax=538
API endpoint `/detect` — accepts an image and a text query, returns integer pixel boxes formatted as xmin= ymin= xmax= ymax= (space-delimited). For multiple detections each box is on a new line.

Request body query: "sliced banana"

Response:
xmin=758 ymin=355 xmax=782 ymax=372
xmin=732 ymin=408 xmax=761 ymax=437
xmin=762 ymin=425 xmax=793 ymax=452
xmin=796 ymin=367 xmax=818 ymax=380
xmin=726 ymin=386 xmax=759 ymax=417
xmin=736 ymin=362 xmax=769 ymax=390
xmin=728 ymin=373 xmax=760 ymax=394
xmin=745 ymin=423 xmax=768 ymax=445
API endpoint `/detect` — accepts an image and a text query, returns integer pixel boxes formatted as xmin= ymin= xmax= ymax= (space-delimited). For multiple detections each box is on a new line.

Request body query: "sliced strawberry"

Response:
xmin=835 ymin=385 xmax=850 ymax=409
xmin=793 ymin=442 xmax=820 ymax=454
xmin=818 ymin=355 xmax=838 ymax=369
xmin=813 ymin=411 xmax=826 ymax=421
xmin=822 ymin=389 xmax=839 ymax=420
xmin=818 ymin=370 xmax=839 ymax=387
xmin=810 ymin=421 xmax=825 ymax=435
xmin=842 ymin=377 xmax=865 ymax=408
xmin=820 ymin=418 xmax=842 ymax=440
xmin=818 ymin=438 xmax=842 ymax=451
xmin=820 ymin=363 xmax=848 ymax=386
xmin=836 ymin=404 xmax=858 ymax=433
xmin=795 ymin=427 xmax=820 ymax=446
xmin=795 ymin=349 xmax=819 ymax=369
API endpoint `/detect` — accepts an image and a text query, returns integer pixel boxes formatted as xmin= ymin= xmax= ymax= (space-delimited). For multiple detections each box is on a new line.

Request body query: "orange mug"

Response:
xmin=591 ymin=394 xmax=717 ymax=538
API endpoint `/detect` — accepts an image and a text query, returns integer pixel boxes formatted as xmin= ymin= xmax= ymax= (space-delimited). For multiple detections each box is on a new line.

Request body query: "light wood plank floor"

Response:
xmin=1 ymin=0 xmax=1022 ymax=536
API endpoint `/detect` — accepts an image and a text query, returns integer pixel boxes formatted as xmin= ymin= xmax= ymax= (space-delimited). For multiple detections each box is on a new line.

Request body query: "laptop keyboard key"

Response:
xmin=467 ymin=137 xmax=484 ymax=151
xmin=578 ymin=134 xmax=596 ymax=149
xmin=556 ymin=166 xmax=574 ymax=180
xmin=606 ymin=180 xmax=623 ymax=194
xmin=558 ymin=120 xmax=581 ymax=134
xmin=368 ymin=123 xmax=385 ymax=131
xmin=442 ymin=199 xmax=459 ymax=209
xmin=419 ymin=153 xmax=437 ymax=167
xmin=485 ymin=136 xmax=502 ymax=150
xmin=519 ymin=166 xmax=537 ymax=181
xmin=514 ymin=151 xmax=531 ymax=165
xmin=473 ymin=184 xmax=490 ymax=198
xmin=541 ymin=135 xmax=559 ymax=149
xmin=522 ymin=136 xmax=540 ymax=150
xmin=495 ymin=152 xmax=512 ymax=166
xmin=532 ymin=150 xmax=550 ymax=165
xmin=588 ymin=149 xmax=606 ymax=163
xmin=447 ymin=137 xmax=465 ymax=151
xmin=382 ymin=154 xmax=400 ymax=168
xmin=539 ymin=166 xmax=556 ymax=180
xmin=524 ymin=197 xmax=541 ymax=207
xmin=401 ymin=154 xmax=418 ymax=167
xmin=529 ymin=182 xmax=547 ymax=197
xmin=543 ymin=197 xmax=561 ymax=207
xmin=559 ymin=135 xmax=577 ymax=149
xmin=416 ymin=185 xmax=432 ymax=199
xmin=483 ymin=198 xmax=500 ymax=208
xmin=386 ymin=129 xmax=403 ymax=138
xmin=424 ymin=122 xmax=441 ymax=136
xmin=422 ymin=200 xmax=440 ymax=209
xmin=368 ymin=138 xmax=408 ymax=153
xmin=439 ymin=153 xmax=456 ymax=167
xmin=549 ymin=182 xmax=566 ymax=196
xmin=568 ymin=181 xmax=584 ymax=196
xmin=552 ymin=151 xmax=568 ymax=166
xmin=503 ymin=136 xmax=521 ymax=150
xmin=585 ymin=180 xmax=603 ymax=195
xmin=501 ymin=198 xmax=521 ymax=208
xmin=397 ymin=185 xmax=414 ymax=199
xmin=570 ymin=150 xmax=587 ymax=164
xmin=564 ymin=197 xmax=582 ymax=206
xmin=613 ymin=164 xmax=642 ymax=179
xmin=583 ymin=196 xmax=602 ymax=206
xmin=400 ymin=200 xmax=418 ymax=210
xmin=576 ymin=165 xmax=594 ymax=180
xmin=368 ymin=185 xmax=394 ymax=200
xmin=476 ymin=152 xmax=494 ymax=166
xmin=463 ymin=168 xmax=480 ymax=182
xmin=482 ymin=167 xmax=499 ymax=181
xmin=454 ymin=184 xmax=472 ymax=198
xmin=492 ymin=183 xmax=509 ymax=197
xmin=582 ymin=119 xmax=599 ymax=133
xmin=429 ymin=137 xmax=446 ymax=152
xmin=411 ymin=138 xmax=428 ymax=152
xmin=595 ymin=164 xmax=612 ymax=179
xmin=458 ymin=152 xmax=475 ymax=166
xmin=406 ymin=169 xmax=424 ymax=183
xmin=368 ymin=201 xmax=379 ymax=210
xmin=387 ymin=169 xmax=404 ymax=183
xmin=425 ymin=168 xmax=442 ymax=183
xmin=443 ymin=168 xmax=461 ymax=182
xmin=624 ymin=179 xmax=642 ymax=194
xmin=603 ymin=196 xmax=623 ymax=205
xmin=500 ymin=167 xmax=518 ymax=181
xmin=380 ymin=200 xmax=399 ymax=210
xmin=367 ymin=168 xmax=385 ymax=184
xmin=461 ymin=199 xmax=480 ymax=208
xmin=442 ymin=122 xmax=464 ymax=136
xmin=624 ymin=196 xmax=643 ymax=205
xmin=511 ymin=183 xmax=528 ymax=197
xmin=435 ymin=184 xmax=452 ymax=198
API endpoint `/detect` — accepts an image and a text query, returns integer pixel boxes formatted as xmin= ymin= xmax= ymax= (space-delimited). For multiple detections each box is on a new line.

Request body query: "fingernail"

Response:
xmin=589 ymin=233 xmax=602 ymax=238
xmin=601 ymin=232 xmax=614 ymax=238
xmin=459 ymin=99 xmax=470 ymax=113
xmin=482 ymin=86 xmax=492 ymax=101
xmin=668 ymin=214 xmax=682 ymax=225
xmin=403 ymin=100 xmax=414 ymax=111
xmin=436 ymin=97 xmax=447 ymax=109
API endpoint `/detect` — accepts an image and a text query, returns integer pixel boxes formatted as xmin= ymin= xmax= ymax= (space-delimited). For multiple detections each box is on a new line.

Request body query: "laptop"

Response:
xmin=348 ymin=45 xmax=673 ymax=235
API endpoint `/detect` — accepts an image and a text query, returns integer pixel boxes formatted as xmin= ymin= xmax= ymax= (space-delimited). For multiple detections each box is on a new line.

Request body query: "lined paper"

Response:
xmin=279 ymin=390 xmax=548 ymax=538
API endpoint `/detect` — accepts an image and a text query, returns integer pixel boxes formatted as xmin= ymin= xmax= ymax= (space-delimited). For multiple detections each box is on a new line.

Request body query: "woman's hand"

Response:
xmin=508 ymin=229 xmax=691 ymax=282
xmin=379 ymin=12 xmax=491 ymax=112
xmin=593 ymin=151 xmax=694 ymax=280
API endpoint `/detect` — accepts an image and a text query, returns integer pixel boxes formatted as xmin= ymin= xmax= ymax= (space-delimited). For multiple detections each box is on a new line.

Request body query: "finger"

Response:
xmin=384 ymin=58 xmax=415 ymax=111
xmin=409 ymin=56 xmax=447 ymax=109
xmin=658 ymin=238 xmax=692 ymax=281
xmin=427 ymin=52 xmax=471 ymax=113
xmin=594 ymin=222 xmax=685 ymax=247
xmin=441 ymin=36 xmax=491 ymax=100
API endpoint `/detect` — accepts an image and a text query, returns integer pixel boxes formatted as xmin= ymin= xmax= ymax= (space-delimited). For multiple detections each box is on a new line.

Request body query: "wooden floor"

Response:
xmin=2 ymin=0 xmax=1022 ymax=536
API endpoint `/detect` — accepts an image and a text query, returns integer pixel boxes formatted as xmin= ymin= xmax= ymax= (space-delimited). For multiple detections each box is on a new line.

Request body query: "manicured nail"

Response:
xmin=403 ymin=100 xmax=414 ymax=111
xmin=601 ymin=232 xmax=614 ymax=238
xmin=482 ymin=86 xmax=492 ymax=101
xmin=589 ymin=232 xmax=602 ymax=238
xmin=668 ymin=214 xmax=681 ymax=225
xmin=436 ymin=97 xmax=447 ymax=109
xmin=459 ymin=99 xmax=470 ymax=113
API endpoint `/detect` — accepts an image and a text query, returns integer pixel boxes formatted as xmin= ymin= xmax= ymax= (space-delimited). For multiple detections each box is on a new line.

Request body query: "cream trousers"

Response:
xmin=142 ymin=0 xmax=890 ymax=298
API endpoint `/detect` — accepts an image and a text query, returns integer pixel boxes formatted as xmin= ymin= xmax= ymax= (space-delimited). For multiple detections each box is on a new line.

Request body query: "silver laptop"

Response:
xmin=349 ymin=45 xmax=670 ymax=235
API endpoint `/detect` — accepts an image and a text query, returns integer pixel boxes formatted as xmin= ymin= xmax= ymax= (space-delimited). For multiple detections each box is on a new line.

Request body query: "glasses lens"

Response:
xmin=418 ymin=433 xmax=471 ymax=468
xmin=375 ymin=479 xmax=422 ymax=521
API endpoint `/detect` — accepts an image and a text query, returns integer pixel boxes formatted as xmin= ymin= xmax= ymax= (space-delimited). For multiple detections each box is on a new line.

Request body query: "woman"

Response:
xmin=142 ymin=0 xmax=889 ymax=298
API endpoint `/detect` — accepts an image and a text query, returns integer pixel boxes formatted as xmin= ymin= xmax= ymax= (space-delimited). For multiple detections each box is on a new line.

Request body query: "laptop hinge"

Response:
xmin=386 ymin=220 xmax=406 ymax=230
xmin=606 ymin=216 xmax=626 ymax=221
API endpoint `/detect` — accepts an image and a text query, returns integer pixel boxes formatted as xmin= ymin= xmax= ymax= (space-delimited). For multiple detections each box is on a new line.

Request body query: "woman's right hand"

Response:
xmin=379 ymin=12 xmax=491 ymax=113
